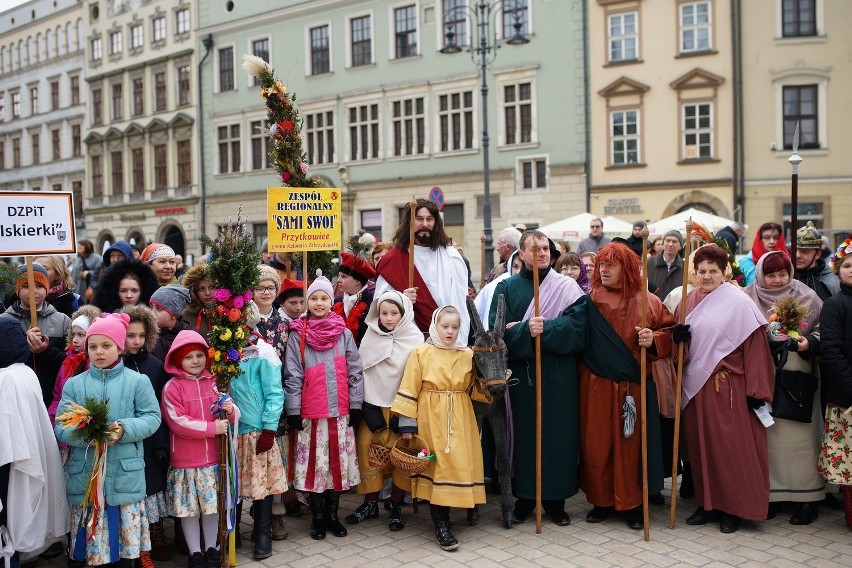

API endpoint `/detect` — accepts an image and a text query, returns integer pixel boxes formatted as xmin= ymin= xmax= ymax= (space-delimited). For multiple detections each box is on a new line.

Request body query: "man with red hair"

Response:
xmin=579 ymin=242 xmax=675 ymax=529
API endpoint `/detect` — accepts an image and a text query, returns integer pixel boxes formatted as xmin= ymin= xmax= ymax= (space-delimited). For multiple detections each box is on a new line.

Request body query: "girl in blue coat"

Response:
xmin=55 ymin=312 xmax=162 ymax=566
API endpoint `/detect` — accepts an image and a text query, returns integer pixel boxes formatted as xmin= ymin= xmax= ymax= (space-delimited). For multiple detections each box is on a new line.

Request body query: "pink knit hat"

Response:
xmin=86 ymin=312 xmax=131 ymax=350
xmin=306 ymin=275 xmax=334 ymax=300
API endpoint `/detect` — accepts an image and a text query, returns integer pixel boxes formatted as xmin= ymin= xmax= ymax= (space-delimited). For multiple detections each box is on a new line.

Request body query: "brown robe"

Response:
xmin=678 ymin=289 xmax=775 ymax=520
xmin=579 ymin=287 xmax=675 ymax=511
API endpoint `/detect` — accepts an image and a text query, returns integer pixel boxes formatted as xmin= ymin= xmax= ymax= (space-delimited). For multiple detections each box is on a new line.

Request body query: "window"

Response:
xmin=360 ymin=209 xmax=382 ymax=239
xmin=502 ymin=0 xmax=529 ymax=38
xmin=610 ymin=109 xmax=640 ymax=165
xmin=250 ymin=120 xmax=270 ymax=170
xmin=438 ymin=90 xmax=474 ymax=152
xmin=152 ymin=16 xmax=166 ymax=42
xmin=519 ymin=158 xmax=546 ymax=190
xmin=394 ymin=5 xmax=417 ymax=58
xmin=71 ymin=76 xmax=80 ymax=105
xmin=503 ymin=82 xmax=532 ymax=145
xmin=72 ymin=181 xmax=83 ymax=210
xmin=783 ymin=85 xmax=818 ymax=149
xmin=304 ymin=110 xmax=335 ymax=165
xmin=109 ymin=31 xmax=122 ymax=55
xmin=91 ymin=155 xmax=102 ymax=197
xmin=175 ymin=9 xmax=190 ymax=34
xmin=443 ymin=1 xmax=467 ymax=46
xmin=608 ymin=12 xmax=637 ymax=62
xmin=111 ymin=83 xmax=123 ymax=120
xmin=177 ymin=65 xmax=190 ymax=106
xmin=218 ymin=47 xmax=234 ymax=91
xmin=253 ymin=223 xmax=268 ymax=252
xmin=0 ymin=96 xmax=4 ymax=121
xmin=155 ymin=72 xmax=166 ymax=111
xmin=348 ymin=103 xmax=380 ymax=161
xmin=782 ymin=0 xmax=816 ymax=37
xmin=250 ymin=38 xmax=269 ymax=86
xmin=0 ymin=142 xmax=4 ymax=171
xmin=218 ymin=124 xmax=241 ymax=173
xmin=111 ymin=151 xmax=123 ymax=194
xmin=154 ymin=144 xmax=167 ymax=189
xmin=72 ymin=124 xmax=81 ymax=156
xmin=310 ymin=25 xmax=330 ymax=75
xmin=132 ymin=78 xmax=144 ymax=115
xmin=682 ymin=102 xmax=712 ymax=159
xmin=91 ymin=37 xmax=102 ymax=61
xmin=132 ymin=148 xmax=144 ymax=193
xmin=52 ymin=184 xmax=62 ymax=192
xmin=680 ymin=1 xmax=711 ymax=53
xmin=51 ymin=80 xmax=60 ymax=110
xmin=12 ymin=138 xmax=21 ymax=167
xmin=177 ymin=140 xmax=191 ymax=188
xmin=12 ymin=92 xmax=21 ymax=118
xmin=30 ymin=87 xmax=38 ymax=114
xmin=391 ymin=96 xmax=426 ymax=157
xmin=130 ymin=24 xmax=143 ymax=49
xmin=52 ymin=128 xmax=61 ymax=160
xmin=31 ymin=133 xmax=39 ymax=164
xmin=350 ymin=15 xmax=372 ymax=67
xmin=475 ymin=194 xmax=502 ymax=218
xmin=92 ymin=88 xmax=102 ymax=124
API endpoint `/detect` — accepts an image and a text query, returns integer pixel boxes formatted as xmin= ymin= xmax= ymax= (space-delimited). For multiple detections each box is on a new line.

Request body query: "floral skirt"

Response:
xmin=293 ymin=417 xmax=360 ymax=493
xmin=236 ymin=431 xmax=289 ymax=500
xmin=69 ymin=500 xmax=150 ymax=565
xmin=143 ymin=492 xmax=169 ymax=523
xmin=166 ymin=465 xmax=219 ymax=517
xmin=818 ymin=404 xmax=852 ymax=485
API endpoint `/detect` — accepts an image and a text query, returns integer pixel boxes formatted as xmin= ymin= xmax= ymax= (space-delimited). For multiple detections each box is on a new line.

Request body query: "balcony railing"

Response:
xmin=86 ymin=184 xmax=199 ymax=209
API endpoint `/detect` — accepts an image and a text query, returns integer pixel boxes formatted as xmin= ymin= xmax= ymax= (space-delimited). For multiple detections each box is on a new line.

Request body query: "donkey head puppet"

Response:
xmin=465 ymin=294 xmax=509 ymax=398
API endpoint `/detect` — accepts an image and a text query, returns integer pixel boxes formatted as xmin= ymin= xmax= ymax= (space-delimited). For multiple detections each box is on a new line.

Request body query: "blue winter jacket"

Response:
xmin=55 ymin=361 xmax=161 ymax=506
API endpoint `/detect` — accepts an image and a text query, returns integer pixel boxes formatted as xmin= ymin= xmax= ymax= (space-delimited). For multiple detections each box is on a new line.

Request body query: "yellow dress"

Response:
xmin=391 ymin=343 xmax=486 ymax=508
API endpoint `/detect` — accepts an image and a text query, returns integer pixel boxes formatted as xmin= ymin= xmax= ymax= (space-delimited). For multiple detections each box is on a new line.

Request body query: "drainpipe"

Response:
xmin=731 ymin=0 xmax=745 ymax=225
xmin=198 ymin=34 xmax=213 ymax=254
xmin=582 ymin=0 xmax=591 ymax=213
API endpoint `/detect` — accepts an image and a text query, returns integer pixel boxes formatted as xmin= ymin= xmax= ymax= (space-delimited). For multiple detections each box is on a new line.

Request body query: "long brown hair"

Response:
xmin=391 ymin=199 xmax=452 ymax=251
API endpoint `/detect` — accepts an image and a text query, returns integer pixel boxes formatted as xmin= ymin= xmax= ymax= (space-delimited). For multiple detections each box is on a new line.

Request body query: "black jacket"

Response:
xmin=820 ymin=283 xmax=852 ymax=408
xmin=796 ymin=259 xmax=840 ymax=302
xmin=47 ymin=289 xmax=78 ymax=318
xmin=151 ymin=318 xmax=191 ymax=363
xmin=94 ymin=260 xmax=159 ymax=314
xmin=625 ymin=235 xmax=644 ymax=257
xmin=646 ymin=254 xmax=684 ymax=301
xmin=124 ymin=349 xmax=170 ymax=496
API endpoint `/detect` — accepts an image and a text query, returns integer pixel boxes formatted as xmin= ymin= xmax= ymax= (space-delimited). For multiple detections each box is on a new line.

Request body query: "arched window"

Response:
xmin=36 ymin=32 xmax=44 ymax=60
xmin=28 ymin=36 xmax=36 ymax=64
xmin=76 ymin=19 xmax=84 ymax=52
xmin=46 ymin=29 xmax=53 ymax=58
xmin=56 ymin=26 xmax=64 ymax=57
xmin=66 ymin=22 xmax=74 ymax=52
xmin=1 ymin=46 xmax=6 ymax=74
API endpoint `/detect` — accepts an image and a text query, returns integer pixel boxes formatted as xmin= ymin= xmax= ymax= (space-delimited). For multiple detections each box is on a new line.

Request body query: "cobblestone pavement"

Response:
xmin=39 ymin=484 xmax=852 ymax=568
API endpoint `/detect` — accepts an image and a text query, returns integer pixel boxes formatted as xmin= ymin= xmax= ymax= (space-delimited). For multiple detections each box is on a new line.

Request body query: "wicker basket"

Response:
xmin=389 ymin=435 xmax=432 ymax=475
xmin=367 ymin=428 xmax=394 ymax=473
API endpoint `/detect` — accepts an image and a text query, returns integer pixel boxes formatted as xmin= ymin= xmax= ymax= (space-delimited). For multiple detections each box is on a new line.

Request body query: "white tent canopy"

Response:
xmin=538 ymin=213 xmax=634 ymax=240
xmin=647 ymin=208 xmax=742 ymax=236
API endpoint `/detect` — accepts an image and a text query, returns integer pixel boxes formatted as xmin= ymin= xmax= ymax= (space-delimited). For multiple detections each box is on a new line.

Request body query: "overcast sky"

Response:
xmin=1 ymin=0 xmax=31 ymax=14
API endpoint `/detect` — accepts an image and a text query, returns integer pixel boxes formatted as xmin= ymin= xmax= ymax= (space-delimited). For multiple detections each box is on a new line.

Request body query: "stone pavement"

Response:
xmin=40 ymin=484 xmax=851 ymax=568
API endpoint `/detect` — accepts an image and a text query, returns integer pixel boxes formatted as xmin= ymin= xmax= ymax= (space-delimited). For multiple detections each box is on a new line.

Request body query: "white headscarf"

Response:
xmin=427 ymin=305 xmax=468 ymax=351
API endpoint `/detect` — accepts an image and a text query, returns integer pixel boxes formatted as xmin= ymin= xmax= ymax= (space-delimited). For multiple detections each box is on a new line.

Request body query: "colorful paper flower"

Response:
xmin=214 ymin=288 xmax=232 ymax=302
xmin=219 ymin=328 xmax=233 ymax=341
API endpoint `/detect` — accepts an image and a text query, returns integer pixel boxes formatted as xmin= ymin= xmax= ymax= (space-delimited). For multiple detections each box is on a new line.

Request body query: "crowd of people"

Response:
xmin=1 ymin=208 xmax=851 ymax=567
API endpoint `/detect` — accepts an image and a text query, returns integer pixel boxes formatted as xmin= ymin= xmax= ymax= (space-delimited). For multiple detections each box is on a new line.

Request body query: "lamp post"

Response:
xmin=440 ymin=0 xmax=529 ymax=275
xmin=788 ymin=121 xmax=802 ymax=272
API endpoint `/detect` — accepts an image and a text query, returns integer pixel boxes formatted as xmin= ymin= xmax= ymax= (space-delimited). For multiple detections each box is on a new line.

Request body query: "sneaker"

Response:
xmin=138 ymin=551 xmax=156 ymax=568
xmin=204 ymin=547 xmax=221 ymax=568
xmin=345 ymin=500 xmax=379 ymax=525
xmin=187 ymin=552 xmax=205 ymax=568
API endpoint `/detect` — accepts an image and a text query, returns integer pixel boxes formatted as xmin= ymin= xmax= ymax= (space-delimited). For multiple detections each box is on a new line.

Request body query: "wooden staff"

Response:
xmin=217 ymin=420 xmax=229 ymax=568
xmin=284 ymin=253 xmax=292 ymax=279
xmin=670 ymin=218 xmax=694 ymax=528
xmin=639 ymin=225 xmax=650 ymax=541
xmin=480 ymin=234 xmax=486 ymax=289
xmin=530 ymin=240 xmax=543 ymax=534
xmin=302 ymin=251 xmax=309 ymax=298
xmin=408 ymin=197 xmax=417 ymax=288
xmin=25 ymin=256 xmax=37 ymax=327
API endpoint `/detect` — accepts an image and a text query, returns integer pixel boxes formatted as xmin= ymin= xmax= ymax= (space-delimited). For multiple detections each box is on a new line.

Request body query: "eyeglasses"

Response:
xmin=590 ymin=225 xmax=602 ymax=229
xmin=253 ymin=286 xmax=277 ymax=294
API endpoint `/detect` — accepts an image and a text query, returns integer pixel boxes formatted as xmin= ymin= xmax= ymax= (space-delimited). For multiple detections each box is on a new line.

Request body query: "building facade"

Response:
xmin=739 ymin=0 xmax=852 ymax=247
xmin=0 ymin=0 xmax=86 ymax=234
xmin=588 ymin=0 xmax=736 ymax=228
xmin=198 ymin=0 xmax=588 ymax=280
xmin=82 ymin=0 xmax=200 ymax=258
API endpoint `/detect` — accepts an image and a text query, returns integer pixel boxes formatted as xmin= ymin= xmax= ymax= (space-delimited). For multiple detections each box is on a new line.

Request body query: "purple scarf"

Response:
xmin=289 ymin=312 xmax=346 ymax=352
xmin=682 ymin=283 xmax=767 ymax=407
xmin=523 ymin=269 xmax=584 ymax=321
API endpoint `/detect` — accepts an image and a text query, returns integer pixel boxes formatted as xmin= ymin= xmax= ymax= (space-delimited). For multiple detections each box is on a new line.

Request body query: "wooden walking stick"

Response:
xmin=408 ymin=197 xmax=417 ymax=288
xmin=303 ymin=251 xmax=309 ymax=298
xmin=25 ymin=256 xmax=37 ymax=328
xmin=530 ymin=240 xmax=543 ymax=534
xmin=670 ymin=218 xmax=694 ymax=528
xmin=640 ymin=225 xmax=650 ymax=541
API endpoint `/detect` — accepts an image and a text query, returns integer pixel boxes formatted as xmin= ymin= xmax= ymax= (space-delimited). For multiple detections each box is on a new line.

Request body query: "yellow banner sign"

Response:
xmin=266 ymin=187 xmax=342 ymax=252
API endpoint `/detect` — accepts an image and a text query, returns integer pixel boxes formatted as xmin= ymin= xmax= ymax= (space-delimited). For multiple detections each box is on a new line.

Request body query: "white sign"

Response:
xmin=0 ymin=191 xmax=76 ymax=255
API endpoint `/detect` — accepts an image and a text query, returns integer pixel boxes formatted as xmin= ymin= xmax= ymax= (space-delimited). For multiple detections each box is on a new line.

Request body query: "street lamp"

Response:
xmin=440 ymin=0 xmax=530 ymax=275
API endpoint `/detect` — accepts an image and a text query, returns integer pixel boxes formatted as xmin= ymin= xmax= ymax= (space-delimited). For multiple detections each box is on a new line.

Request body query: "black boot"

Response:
xmin=234 ymin=502 xmax=243 ymax=549
xmin=388 ymin=500 xmax=405 ymax=531
xmin=324 ymin=490 xmax=348 ymax=537
xmin=309 ymin=493 xmax=326 ymax=540
xmin=430 ymin=504 xmax=458 ymax=551
xmin=252 ymin=496 xmax=273 ymax=560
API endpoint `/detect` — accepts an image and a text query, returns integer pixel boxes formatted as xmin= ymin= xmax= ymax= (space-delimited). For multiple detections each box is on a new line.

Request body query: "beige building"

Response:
xmin=588 ymin=0 xmax=736 ymax=231
xmin=740 ymin=0 xmax=852 ymax=248
xmin=83 ymin=0 xmax=199 ymax=257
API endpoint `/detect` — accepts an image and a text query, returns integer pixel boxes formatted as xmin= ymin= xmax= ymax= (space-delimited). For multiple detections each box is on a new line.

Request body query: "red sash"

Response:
xmin=376 ymin=247 xmax=438 ymax=333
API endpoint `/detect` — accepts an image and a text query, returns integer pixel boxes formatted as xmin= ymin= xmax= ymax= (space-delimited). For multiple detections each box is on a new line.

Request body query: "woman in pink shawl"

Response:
xmin=743 ymin=250 xmax=824 ymax=525
xmin=673 ymin=244 xmax=775 ymax=534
